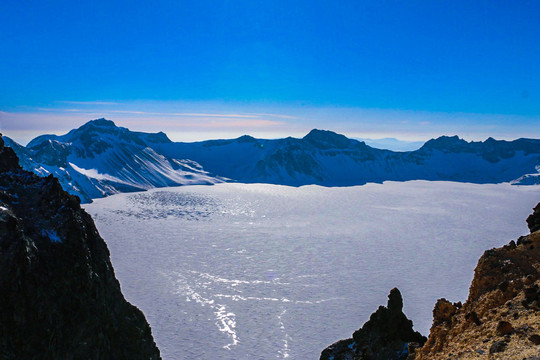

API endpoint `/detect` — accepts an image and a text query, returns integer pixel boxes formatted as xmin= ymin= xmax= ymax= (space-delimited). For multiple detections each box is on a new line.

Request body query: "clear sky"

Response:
xmin=1 ymin=0 xmax=539 ymax=144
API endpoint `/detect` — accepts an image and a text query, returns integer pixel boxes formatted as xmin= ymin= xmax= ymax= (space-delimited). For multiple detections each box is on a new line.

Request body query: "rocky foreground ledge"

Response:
xmin=0 ymin=136 xmax=161 ymax=359
xmin=321 ymin=203 xmax=540 ymax=360
xmin=414 ymin=205 xmax=540 ymax=360
xmin=320 ymin=288 xmax=426 ymax=360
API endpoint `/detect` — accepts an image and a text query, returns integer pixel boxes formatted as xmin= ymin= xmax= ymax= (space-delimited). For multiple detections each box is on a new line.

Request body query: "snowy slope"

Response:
xmin=153 ymin=130 xmax=540 ymax=186
xmin=6 ymin=119 xmax=540 ymax=202
xmin=6 ymin=119 xmax=225 ymax=202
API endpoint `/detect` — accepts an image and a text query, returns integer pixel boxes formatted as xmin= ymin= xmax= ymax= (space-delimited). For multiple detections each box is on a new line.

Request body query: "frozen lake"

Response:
xmin=84 ymin=181 xmax=539 ymax=360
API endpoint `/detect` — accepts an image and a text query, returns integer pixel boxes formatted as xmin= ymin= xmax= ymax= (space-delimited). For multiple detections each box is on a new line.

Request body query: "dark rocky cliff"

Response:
xmin=0 ymin=135 xmax=161 ymax=359
xmin=320 ymin=288 xmax=426 ymax=360
xmin=527 ymin=202 xmax=540 ymax=233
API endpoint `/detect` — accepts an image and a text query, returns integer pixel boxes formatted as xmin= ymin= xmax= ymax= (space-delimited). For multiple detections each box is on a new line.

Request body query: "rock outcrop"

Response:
xmin=527 ymin=203 xmax=540 ymax=233
xmin=0 ymin=135 xmax=161 ymax=359
xmin=320 ymin=288 xmax=426 ymax=360
xmin=414 ymin=203 xmax=540 ymax=360
xmin=321 ymin=203 xmax=540 ymax=360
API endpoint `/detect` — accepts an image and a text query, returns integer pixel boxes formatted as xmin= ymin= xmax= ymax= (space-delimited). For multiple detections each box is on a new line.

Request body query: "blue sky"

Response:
xmin=1 ymin=0 xmax=539 ymax=144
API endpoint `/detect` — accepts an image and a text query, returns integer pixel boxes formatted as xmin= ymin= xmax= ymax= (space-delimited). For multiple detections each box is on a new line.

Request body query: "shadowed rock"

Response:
xmin=527 ymin=203 xmax=540 ymax=233
xmin=320 ymin=288 xmax=426 ymax=360
xmin=0 ymin=136 xmax=161 ymax=359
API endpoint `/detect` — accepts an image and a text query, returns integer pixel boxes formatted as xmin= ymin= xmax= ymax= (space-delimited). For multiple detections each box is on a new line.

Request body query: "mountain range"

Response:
xmin=5 ymin=118 xmax=540 ymax=202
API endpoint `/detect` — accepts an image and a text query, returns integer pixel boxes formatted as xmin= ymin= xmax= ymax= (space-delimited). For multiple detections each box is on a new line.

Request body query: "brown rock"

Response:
xmin=465 ymin=311 xmax=482 ymax=326
xmin=331 ymin=205 xmax=540 ymax=360
xmin=433 ymin=299 xmax=456 ymax=325
xmin=498 ymin=280 xmax=510 ymax=292
xmin=530 ymin=334 xmax=540 ymax=345
xmin=413 ymin=205 xmax=540 ymax=360
xmin=489 ymin=340 xmax=507 ymax=354
xmin=496 ymin=321 xmax=514 ymax=336
xmin=406 ymin=342 xmax=421 ymax=360
xmin=524 ymin=285 xmax=539 ymax=303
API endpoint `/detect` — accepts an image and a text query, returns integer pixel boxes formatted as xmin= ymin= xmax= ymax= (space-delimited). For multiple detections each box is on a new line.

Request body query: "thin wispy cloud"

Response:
xmin=170 ymin=113 xmax=259 ymax=118
xmin=251 ymin=113 xmax=299 ymax=120
xmin=99 ymin=109 xmax=284 ymax=119
xmin=2 ymin=100 xmax=540 ymax=145
xmin=33 ymin=107 xmax=276 ymax=120
xmin=58 ymin=101 xmax=120 ymax=106
xmin=110 ymin=110 xmax=149 ymax=115
xmin=37 ymin=108 xmax=84 ymax=112
xmin=154 ymin=119 xmax=284 ymax=128
xmin=109 ymin=111 xmax=263 ymax=119
xmin=36 ymin=107 xmax=61 ymax=112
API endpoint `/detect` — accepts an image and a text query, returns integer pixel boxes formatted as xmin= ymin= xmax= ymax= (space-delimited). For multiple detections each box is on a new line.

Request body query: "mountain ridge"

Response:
xmin=5 ymin=119 xmax=540 ymax=202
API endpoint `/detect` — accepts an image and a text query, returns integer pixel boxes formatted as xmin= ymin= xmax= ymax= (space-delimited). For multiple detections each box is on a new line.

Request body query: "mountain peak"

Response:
xmin=78 ymin=118 xmax=118 ymax=131
xmin=421 ymin=135 xmax=468 ymax=151
xmin=88 ymin=118 xmax=116 ymax=126
xmin=236 ymin=134 xmax=257 ymax=143
xmin=303 ymin=129 xmax=351 ymax=149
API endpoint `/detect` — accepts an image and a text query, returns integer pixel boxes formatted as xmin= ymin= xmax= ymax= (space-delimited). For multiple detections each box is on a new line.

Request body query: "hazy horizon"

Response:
xmin=3 ymin=109 xmax=539 ymax=147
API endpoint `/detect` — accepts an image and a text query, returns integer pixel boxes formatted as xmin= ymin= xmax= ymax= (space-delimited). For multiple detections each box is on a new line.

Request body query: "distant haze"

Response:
xmin=356 ymin=138 xmax=425 ymax=152
xmin=2 ymin=102 xmax=539 ymax=146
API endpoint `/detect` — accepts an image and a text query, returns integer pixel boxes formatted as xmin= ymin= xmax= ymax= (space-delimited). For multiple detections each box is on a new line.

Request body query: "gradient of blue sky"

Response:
xmin=0 ymin=0 xmax=539 ymax=144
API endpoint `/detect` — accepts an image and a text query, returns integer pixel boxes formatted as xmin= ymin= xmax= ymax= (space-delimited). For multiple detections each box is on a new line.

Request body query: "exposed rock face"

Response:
xmin=527 ymin=203 xmax=540 ymax=233
xmin=321 ymin=203 xmax=540 ymax=360
xmin=415 ymin=203 xmax=540 ymax=360
xmin=320 ymin=288 xmax=426 ymax=360
xmin=0 ymin=137 xmax=160 ymax=359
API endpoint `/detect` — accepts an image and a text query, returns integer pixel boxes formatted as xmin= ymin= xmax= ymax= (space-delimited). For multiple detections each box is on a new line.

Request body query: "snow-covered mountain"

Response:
xmin=6 ymin=119 xmax=540 ymax=202
xmin=152 ymin=129 xmax=540 ymax=186
xmin=5 ymin=119 xmax=225 ymax=202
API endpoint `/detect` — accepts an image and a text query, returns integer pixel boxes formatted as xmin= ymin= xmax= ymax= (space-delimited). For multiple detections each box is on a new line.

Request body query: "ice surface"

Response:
xmin=84 ymin=181 xmax=540 ymax=360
